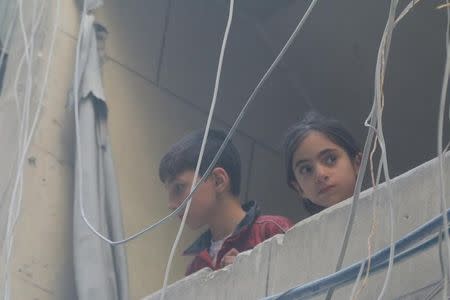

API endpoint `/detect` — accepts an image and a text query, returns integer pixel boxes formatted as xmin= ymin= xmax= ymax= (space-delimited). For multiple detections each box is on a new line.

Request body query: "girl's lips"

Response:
xmin=319 ymin=185 xmax=335 ymax=195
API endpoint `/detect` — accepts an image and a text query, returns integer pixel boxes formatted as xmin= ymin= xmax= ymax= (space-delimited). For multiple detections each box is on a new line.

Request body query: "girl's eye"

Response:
xmin=299 ymin=165 xmax=313 ymax=176
xmin=324 ymin=154 xmax=337 ymax=165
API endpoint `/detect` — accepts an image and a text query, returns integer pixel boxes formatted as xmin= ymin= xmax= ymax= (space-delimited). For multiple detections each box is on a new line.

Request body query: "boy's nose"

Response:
xmin=168 ymin=198 xmax=180 ymax=210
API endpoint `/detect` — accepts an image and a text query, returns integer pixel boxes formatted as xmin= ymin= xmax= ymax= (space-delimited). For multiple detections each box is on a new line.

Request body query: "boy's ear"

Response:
xmin=211 ymin=167 xmax=229 ymax=193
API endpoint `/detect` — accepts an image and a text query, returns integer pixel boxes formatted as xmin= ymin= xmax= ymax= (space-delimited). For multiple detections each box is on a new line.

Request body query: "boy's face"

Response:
xmin=165 ymin=170 xmax=217 ymax=230
xmin=290 ymin=131 xmax=360 ymax=208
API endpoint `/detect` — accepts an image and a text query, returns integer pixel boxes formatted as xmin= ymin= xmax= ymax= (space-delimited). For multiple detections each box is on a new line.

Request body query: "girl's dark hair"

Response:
xmin=283 ymin=111 xmax=361 ymax=213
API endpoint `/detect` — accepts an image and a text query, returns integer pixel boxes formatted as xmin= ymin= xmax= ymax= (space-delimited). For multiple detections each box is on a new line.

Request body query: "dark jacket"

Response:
xmin=183 ymin=201 xmax=294 ymax=276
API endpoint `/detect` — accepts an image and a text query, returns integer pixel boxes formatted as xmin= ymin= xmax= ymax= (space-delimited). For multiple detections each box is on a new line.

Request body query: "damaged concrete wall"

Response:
xmin=5 ymin=0 xmax=309 ymax=299
xmin=88 ymin=1 xmax=310 ymax=298
xmin=146 ymin=154 xmax=450 ymax=300
xmin=5 ymin=0 xmax=446 ymax=299
xmin=4 ymin=1 xmax=77 ymax=299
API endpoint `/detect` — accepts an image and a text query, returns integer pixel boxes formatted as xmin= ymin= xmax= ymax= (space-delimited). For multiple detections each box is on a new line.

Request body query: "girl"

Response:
xmin=283 ymin=111 xmax=362 ymax=214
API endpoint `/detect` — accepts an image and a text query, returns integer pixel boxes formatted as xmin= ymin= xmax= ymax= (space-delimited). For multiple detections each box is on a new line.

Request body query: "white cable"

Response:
xmin=1 ymin=0 xmax=31 ymax=296
xmin=350 ymin=159 xmax=383 ymax=299
xmin=325 ymin=1 xmax=400 ymax=300
xmin=349 ymin=1 xmax=432 ymax=298
xmin=3 ymin=0 xmax=40 ymax=253
xmin=0 ymin=2 xmax=19 ymax=214
xmin=350 ymin=262 xmax=366 ymax=299
xmin=358 ymin=2 xmax=398 ymax=298
xmin=374 ymin=4 xmax=399 ymax=298
xmin=324 ymin=88 xmax=377 ymax=300
xmin=9 ymin=0 xmax=58 ymax=230
xmin=437 ymin=1 xmax=450 ymax=299
xmin=374 ymin=102 xmax=396 ymax=300
xmin=1 ymin=0 xmax=60 ymax=298
xmin=160 ymin=2 xmax=235 ymax=298
xmin=394 ymin=0 xmax=422 ymax=25
xmin=77 ymin=0 xmax=319 ymax=246
xmin=2 ymin=1 xmax=37 ymax=296
xmin=3 ymin=0 xmax=54 ymax=295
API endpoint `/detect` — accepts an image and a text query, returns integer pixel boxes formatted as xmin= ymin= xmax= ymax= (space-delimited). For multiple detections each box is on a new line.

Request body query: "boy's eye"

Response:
xmin=173 ymin=183 xmax=185 ymax=195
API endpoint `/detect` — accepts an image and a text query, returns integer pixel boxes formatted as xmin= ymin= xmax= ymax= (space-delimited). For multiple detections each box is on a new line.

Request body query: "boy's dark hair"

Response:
xmin=159 ymin=129 xmax=241 ymax=196
xmin=283 ymin=111 xmax=361 ymax=213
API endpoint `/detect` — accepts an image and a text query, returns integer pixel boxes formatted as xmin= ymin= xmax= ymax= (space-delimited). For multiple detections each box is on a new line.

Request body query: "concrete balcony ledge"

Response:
xmin=145 ymin=153 xmax=450 ymax=300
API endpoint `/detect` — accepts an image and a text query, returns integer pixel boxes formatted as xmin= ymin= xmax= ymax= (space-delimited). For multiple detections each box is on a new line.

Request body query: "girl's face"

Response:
xmin=291 ymin=131 xmax=360 ymax=208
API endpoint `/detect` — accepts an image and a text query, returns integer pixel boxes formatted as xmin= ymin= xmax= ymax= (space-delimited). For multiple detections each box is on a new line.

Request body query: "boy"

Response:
xmin=159 ymin=130 xmax=292 ymax=275
xmin=159 ymin=129 xmax=293 ymax=276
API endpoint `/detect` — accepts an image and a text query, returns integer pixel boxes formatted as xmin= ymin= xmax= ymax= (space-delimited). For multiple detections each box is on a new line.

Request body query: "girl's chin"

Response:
xmin=314 ymin=197 xmax=342 ymax=208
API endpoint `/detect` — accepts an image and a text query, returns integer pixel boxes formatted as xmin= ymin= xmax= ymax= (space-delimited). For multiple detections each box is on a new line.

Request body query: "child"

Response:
xmin=283 ymin=111 xmax=362 ymax=214
xmin=159 ymin=129 xmax=293 ymax=276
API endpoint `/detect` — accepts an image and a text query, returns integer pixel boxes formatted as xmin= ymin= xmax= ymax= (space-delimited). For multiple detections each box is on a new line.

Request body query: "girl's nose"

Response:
xmin=315 ymin=165 xmax=329 ymax=183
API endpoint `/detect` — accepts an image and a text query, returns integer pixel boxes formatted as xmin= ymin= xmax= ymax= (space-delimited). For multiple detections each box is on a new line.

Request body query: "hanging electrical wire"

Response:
xmin=437 ymin=0 xmax=450 ymax=298
xmin=0 ymin=0 xmax=60 ymax=299
xmin=159 ymin=0 xmax=235 ymax=299
xmin=77 ymin=0 xmax=319 ymax=246
xmin=325 ymin=1 xmax=412 ymax=298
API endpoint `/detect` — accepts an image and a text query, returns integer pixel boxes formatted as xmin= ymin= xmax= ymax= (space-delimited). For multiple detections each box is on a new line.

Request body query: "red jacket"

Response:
xmin=183 ymin=201 xmax=294 ymax=276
